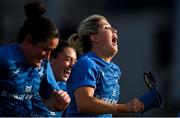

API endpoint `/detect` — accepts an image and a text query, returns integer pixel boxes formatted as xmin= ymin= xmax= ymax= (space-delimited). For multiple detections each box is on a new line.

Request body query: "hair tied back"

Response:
xmin=24 ymin=1 xmax=47 ymax=18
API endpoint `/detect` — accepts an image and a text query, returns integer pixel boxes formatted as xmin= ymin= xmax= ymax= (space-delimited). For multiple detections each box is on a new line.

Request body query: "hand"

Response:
xmin=126 ymin=98 xmax=144 ymax=112
xmin=53 ymin=90 xmax=71 ymax=110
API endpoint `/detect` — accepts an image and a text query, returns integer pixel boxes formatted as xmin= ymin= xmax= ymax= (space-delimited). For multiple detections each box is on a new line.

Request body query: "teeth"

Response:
xmin=64 ymin=69 xmax=71 ymax=73
xmin=64 ymin=70 xmax=70 ymax=73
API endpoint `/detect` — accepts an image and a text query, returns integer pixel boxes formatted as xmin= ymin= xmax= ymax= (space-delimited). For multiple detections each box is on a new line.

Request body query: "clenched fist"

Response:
xmin=53 ymin=90 xmax=71 ymax=110
xmin=126 ymin=98 xmax=144 ymax=112
xmin=44 ymin=90 xmax=71 ymax=111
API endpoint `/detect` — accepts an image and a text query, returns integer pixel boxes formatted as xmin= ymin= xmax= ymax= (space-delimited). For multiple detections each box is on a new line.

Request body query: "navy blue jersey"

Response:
xmin=64 ymin=51 xmax=121 ymax=117
xmin=0 ymin=43 xmax=59 ymax=116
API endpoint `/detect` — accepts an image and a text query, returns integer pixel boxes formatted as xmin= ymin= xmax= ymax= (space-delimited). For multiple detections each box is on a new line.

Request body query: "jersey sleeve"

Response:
xmin=69 ymin=59 xmax=98 ymax=92
xmin=39 ymin=61 xmax=60 ymax=99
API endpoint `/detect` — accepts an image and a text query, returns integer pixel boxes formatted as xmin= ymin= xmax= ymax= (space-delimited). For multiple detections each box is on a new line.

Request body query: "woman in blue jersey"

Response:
xmin=0 ymin=2 xmax=70 ymax=116
xmin=64 ymin=15 xmax=144 ymax=117
xmin=49 ymin=40 xmax=77 ymax=116
xmin=32 ymin=40 xmax=77 ymax=117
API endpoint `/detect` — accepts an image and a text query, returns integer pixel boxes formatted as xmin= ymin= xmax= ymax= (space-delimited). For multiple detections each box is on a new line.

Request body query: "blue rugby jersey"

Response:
xmin=31 ymin=61 xmax=57 ymax=117
xmin=31 ymin=71 xmax=67 ymax=117
xmin=31 ymin=92 xmax=51 ymax=117
xmin=64 ymin=51 xmax=121 ymax=117
xmin=0 ymin=42 xmax=59 ymax=116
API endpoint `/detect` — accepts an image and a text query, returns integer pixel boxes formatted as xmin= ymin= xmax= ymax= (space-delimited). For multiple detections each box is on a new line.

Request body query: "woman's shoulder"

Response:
xmin=0 ymin=43 xmax=17 ymax=60
xmin=76 ymin=52 xmax=100 ymax=68
xmin=0 ymin=43 xmax=25 ymax=66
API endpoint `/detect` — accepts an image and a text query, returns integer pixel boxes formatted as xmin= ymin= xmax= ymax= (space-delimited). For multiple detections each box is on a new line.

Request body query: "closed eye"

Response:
xmin=104 ymin=26 xmax=117 ymax=34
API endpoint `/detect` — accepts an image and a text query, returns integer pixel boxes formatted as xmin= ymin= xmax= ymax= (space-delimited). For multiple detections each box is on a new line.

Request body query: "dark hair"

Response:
xmin=17 ymin=2 xmax=59 ymax=44
xmin=50 ymin=40 xmax=75 ymax=58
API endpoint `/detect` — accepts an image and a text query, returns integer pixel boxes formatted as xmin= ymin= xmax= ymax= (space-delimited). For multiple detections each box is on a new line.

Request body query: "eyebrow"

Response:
xmin=65 ymin=56 xmax=77 ymax=63
xmin=43 ymin=47 xmax=53 ymax=51
xmin=102 ymin=21 xmax=111 ymax=26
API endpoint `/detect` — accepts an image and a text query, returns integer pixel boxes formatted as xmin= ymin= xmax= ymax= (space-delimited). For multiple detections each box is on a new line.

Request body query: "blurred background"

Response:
xmin=0 ymin=0 xmax=179 ymax=116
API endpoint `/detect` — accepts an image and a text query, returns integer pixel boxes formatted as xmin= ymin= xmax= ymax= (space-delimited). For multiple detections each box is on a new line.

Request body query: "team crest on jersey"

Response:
xmin=12 ymin=69 xmax=20 ymax=74
xmin=25 ymin=86 xmax=32 ymax=93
